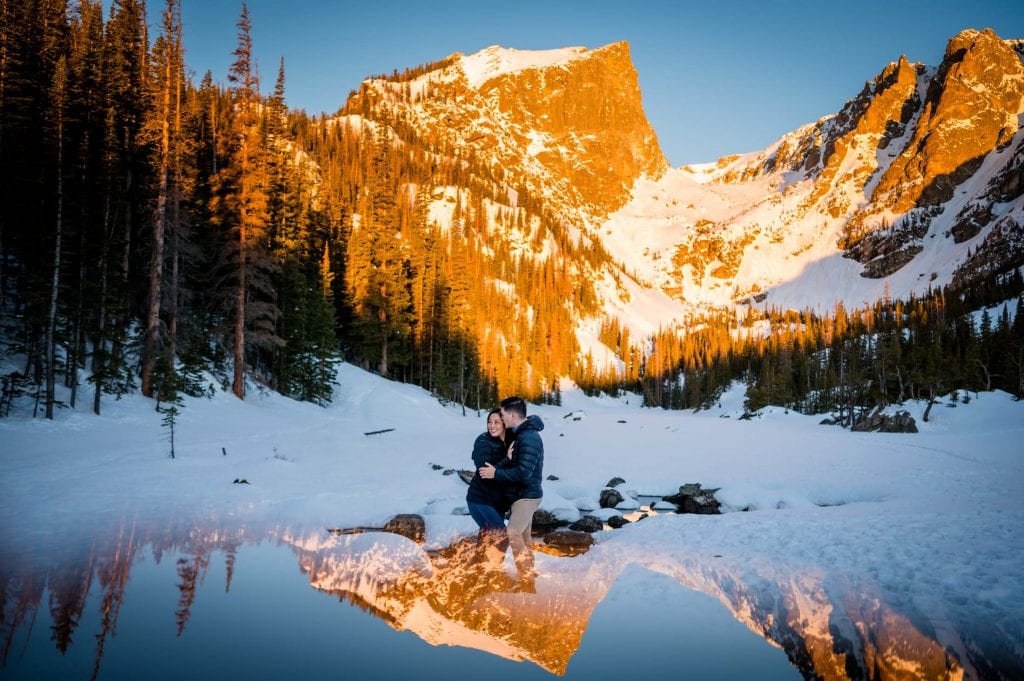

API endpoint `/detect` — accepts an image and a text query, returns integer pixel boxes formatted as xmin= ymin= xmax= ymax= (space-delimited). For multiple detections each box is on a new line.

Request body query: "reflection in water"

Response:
xmin=288 ymin=530 xmax=611 ymax=675
xmin=0 ymin=517 xmax=1020 ymax=680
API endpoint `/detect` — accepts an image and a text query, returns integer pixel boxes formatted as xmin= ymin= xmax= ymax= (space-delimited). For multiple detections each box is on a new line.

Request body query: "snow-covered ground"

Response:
xmin=1 ymin=363 xmax=1022 ymax=677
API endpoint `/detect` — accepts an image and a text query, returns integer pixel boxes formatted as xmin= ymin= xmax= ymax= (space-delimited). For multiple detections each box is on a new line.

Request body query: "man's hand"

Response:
xmin=479 ymin=462 xmax=496 ymax=479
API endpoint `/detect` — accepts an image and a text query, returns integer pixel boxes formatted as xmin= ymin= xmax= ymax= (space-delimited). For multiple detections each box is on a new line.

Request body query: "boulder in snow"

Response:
xmin=599 ymin=488 xmax=624 ymax=508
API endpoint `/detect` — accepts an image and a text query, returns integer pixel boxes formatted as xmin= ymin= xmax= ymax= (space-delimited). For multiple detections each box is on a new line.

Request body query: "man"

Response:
xmin=479 ymin=396 xmax=544 ymax=573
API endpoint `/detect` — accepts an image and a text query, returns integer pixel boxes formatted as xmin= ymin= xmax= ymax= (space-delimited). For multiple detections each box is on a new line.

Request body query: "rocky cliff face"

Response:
xmin=839 ymin=29 xmax=1024 ymax=280
xmin=597 ymin=28 xmax=1024 ymax=318
xmin=478 ymin=42 xmax=667 ymax=219
xmin=871 ymin=29 xmax=1024 ymax=215
xmin=346 ymin=41 xmax=667 ymax=223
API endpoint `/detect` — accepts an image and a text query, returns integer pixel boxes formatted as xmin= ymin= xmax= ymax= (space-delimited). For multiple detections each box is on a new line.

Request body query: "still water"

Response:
xmin=0 ymin=514 xmax=1009 ymax=680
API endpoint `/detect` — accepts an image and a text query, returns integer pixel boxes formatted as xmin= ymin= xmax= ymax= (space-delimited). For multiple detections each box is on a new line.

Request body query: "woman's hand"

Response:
xmin=479 ymin=462 xmax=496 ymax=479
xmin=507 ymin=442 xmax=515 ymax=460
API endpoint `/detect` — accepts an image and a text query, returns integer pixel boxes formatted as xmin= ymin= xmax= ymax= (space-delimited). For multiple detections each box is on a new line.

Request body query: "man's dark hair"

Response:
xmin=499 ymin=396 xmax=527 ymax=419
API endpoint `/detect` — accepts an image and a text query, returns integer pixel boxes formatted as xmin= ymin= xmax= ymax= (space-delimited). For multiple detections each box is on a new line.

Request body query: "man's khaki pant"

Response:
xmin=507 ymin=497 xmax=541 ymax=554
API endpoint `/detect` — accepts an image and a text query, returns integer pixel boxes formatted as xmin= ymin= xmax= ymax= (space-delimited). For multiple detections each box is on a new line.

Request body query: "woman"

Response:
xmin=466 ymin=409 xmax=512 ymax=532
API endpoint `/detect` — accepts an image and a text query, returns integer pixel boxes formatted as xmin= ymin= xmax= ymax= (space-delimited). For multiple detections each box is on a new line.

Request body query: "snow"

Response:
xmin=1 ymin=362 xmax=1022 ymax=674
xmin=460 ymin=45 xmax=590 ymax=89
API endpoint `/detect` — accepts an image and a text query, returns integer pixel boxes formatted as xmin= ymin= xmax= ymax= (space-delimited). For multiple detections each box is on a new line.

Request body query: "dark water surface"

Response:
xmin=0 ymin=516 xmax=797 ymax=681
xmin=0 ymin=515 xmax=1014 ymax=680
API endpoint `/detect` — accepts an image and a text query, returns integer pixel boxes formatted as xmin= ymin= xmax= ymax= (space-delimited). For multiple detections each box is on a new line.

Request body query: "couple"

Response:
xmin=466 ymin=396 xmax=544 ymax=562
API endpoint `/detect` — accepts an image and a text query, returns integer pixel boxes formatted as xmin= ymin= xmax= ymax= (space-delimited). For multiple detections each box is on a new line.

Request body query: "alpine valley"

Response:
xmin=318 ymin=27 xmax=1024 ymax=405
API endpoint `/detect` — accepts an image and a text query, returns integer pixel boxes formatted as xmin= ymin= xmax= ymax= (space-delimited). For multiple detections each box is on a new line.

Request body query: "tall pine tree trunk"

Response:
xmin=45 ymin=59 xmax=66 ymax=420
xmin=167 ymin=19 xmax=182 ymax=378
xmin=233 ymin=218 xmax=246 ymax=399
xmin=68 ymin=226 xmax=85 ymax=408
xmin=141 ymin=9 xmax=173 ymax=397
xmin=110 ymin=131 xmax=133 ymax=395
xmin=93 ymin=193 xmax=112 ymax=416
xmin=167 ymin=181 xmax=179 ymax=376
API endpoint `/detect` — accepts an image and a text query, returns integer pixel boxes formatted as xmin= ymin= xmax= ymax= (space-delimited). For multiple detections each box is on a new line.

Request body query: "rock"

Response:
xmin=531 ymin=510 xmax=567 ymax=535
xmin=599 ymin=488 xmax=624 ymax=508
xmin=442 ymin=469 xmax=455 ymax=475
xmin=852 ymin=410 xmax=918 ymax=433
xmin=606 ymin=476 xmax=626 ymax=488
xmin=681 ymin=495 xmax=721 ymax=514
xmin=607 ymin=515 xmax=630 ymax=529
xmin=568 ymin=516 xmax=604 ymax=532
xmin=663 ymin=484 xmax=722 ymax=515
xmin=431 ymin=464 xmax=443 ymax=470
xmin=382 ymin=514 xmax=425 ymax=542
xmin=547 ymin=474 xmax=560 ymax=481
xmin=456 ymin=470 xmax=475 ymax=484
xmin=542 ymin=530 xmax=594 ymax=556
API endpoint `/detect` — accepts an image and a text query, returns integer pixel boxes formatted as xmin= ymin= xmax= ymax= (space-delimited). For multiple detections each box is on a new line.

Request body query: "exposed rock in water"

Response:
xmin=568 ymin=516 xmax=604 ymax=533
xmin=607 ymin=515 xmax=630 ymax=529
xmin=531 ymin=509 xmax=568 ymax=535
xmin=542 ymin=530 xmax=594 ymax=556
xmin=382 ymin=514 xmax=426 ymax=542
xmin=605 ymin=477 xmax=626 ymax=488
xmin=331 ymin=514 xmax=428 ymax=543
xmin=662 ymin=484 xmax=722 ymax=514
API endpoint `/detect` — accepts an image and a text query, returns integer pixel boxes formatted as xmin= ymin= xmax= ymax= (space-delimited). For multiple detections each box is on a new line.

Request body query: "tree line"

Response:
xmin=607 ymin=271 xmax=1024 ymax=420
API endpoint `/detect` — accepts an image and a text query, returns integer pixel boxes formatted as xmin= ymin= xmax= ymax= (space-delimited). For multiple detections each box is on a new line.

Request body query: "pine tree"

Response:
xmin=141 ymin=0 xmax=183 ymax=398
xmin=210 ymin=3 xmax=277 ymax=399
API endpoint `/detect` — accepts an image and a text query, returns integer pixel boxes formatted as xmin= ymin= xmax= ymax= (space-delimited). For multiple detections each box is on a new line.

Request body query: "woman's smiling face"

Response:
xmin=487 ymin=412 xmax=503 ymax=438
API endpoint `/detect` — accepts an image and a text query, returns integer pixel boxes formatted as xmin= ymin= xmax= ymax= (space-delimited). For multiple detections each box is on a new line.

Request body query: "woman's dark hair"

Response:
xmin=486 ymin=407 xmax=502 ymax=419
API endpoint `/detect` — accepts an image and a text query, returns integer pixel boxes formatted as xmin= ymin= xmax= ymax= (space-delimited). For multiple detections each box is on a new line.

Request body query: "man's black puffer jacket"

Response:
xmin=494 ymin=415 xmax=544 ymax=500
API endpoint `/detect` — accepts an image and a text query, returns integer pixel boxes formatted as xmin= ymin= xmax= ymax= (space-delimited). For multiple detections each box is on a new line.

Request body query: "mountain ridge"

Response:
xmin=346 ymin=29 xmax=1023 ymax=342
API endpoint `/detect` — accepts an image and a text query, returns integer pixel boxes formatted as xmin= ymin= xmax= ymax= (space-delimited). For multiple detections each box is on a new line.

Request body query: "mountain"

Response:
xmin=343 ymin=42 xmax=667 ymax=224
xmin=345 ymin=29 xmax=1023 ymax=341
xmin=603 ymin=28 xmax=1024 ymax=315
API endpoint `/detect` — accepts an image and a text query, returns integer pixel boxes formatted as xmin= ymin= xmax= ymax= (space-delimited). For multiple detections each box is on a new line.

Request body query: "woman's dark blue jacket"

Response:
xmin=466 ymin=431 xmax=512 ymax=513
xmin=493 ymin=414 xmax=544 ymax=500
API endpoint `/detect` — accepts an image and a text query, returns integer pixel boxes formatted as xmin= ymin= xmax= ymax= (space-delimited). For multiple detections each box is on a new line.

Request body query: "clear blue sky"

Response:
xmin=151 ymin=0 xmax=1022 ymax=165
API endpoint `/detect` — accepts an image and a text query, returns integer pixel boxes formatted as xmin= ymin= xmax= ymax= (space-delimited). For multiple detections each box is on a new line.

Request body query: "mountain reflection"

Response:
xmin=1 ymin=517 xmax=1019 ymax=680
xmin=284 ymin=530 xmax=612 ymax=675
